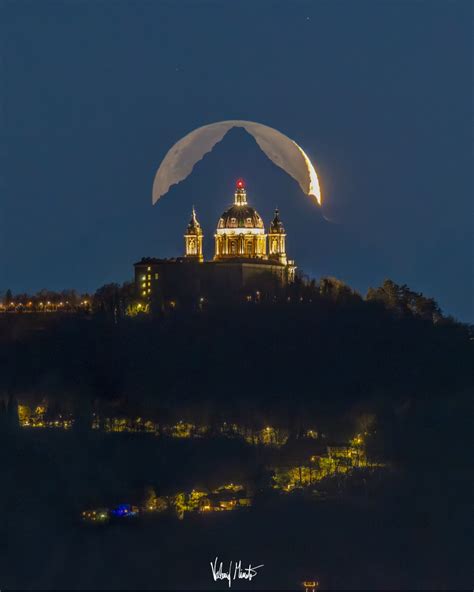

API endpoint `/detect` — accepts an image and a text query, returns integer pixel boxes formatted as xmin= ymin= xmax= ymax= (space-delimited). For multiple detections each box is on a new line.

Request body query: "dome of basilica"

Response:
xmin=217 ymin=204 xmax=265 ymax=231
xmin=216 ymin=179 xmax=265 ymax=233
xmin=214 ymin=179 xmax=267 ymax=259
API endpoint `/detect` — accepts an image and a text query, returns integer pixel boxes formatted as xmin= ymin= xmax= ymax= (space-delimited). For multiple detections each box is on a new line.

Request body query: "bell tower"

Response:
xmin=184 ymin=207 xmax=204 ymax=262
xmin=268 ymin=208 xmax=287 ymax=265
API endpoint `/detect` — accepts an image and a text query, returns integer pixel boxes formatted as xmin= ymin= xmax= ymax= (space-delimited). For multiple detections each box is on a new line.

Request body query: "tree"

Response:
xmin=93 ymin=283 xmax=121 ymax=318
xmin=409 ymin=292 xmax=442 ymax=322
xmin=367 ymin=279 xmax=401 ymax=312
xmin=93 ymin=282 xmax=138 ymax=320
xmin=119 ymin=281 xmax=137 ymax=316
xmin=4 ymin=289 xmax=13 ymax=305
xmin=367 ymin=279 xmax=443 ymax=322
xmin=319 ymin=277 xmax=360 ymax=304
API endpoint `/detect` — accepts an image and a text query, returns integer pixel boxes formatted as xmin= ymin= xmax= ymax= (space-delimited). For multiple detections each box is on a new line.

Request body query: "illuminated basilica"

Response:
xmin=134 ymin=179 xmax=296 ymax=309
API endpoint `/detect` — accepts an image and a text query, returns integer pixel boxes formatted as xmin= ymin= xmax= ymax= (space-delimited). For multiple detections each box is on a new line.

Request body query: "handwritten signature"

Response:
xmin=210 ymin=557 xmax=264 ymax=588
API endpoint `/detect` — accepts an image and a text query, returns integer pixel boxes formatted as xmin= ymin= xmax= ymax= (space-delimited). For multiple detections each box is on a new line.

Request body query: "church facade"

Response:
xmin=134 ymin=179 xmax=296 ymax=309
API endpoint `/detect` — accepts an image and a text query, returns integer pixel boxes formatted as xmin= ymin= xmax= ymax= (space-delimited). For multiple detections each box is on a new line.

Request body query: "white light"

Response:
xmin=293 ymin=141 xmax=321 ymax=206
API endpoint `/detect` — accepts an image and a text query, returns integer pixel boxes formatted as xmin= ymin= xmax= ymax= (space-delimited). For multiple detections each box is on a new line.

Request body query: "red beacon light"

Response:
xmin=236 ymin=178 xmax=245 ymax=189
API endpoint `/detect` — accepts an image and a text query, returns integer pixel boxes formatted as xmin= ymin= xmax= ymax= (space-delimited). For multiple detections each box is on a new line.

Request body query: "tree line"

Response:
xmin=1 ymin=277 xmax=461 ymax=328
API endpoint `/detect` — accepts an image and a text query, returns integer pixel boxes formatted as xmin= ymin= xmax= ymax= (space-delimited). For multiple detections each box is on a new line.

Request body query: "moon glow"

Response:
xmin=152 ymin=120 xmax=322 ymax=206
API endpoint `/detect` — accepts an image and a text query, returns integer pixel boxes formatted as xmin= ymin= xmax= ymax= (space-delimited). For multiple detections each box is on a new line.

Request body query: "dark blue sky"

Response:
xmin=1 ymin=1 xmax=472 ymax=321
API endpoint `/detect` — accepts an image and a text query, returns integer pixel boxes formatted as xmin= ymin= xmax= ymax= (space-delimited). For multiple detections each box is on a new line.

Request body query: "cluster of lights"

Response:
xmin=18 ymin=404 xmax=73 ymax=430
xmin=212 ymin=482 xmax=244 ymax=494
xmin=140 ymin=267 xmax=154 ymax=297
xmin=18 ymin=405 xmax=325 ymax=450
xmin=1 ymin=299 xmax=90 ymax=312
xmin=81 ymin=509 xmax=110 ymax=523
xmin=82 ymin=483 xmax=251 ymax=524
xmin=273 ymin=433 xmax=375 ymax=493
xmin=302 ymin=581 xmax=319 ymax=592
xmin=350 ymin=433 xmax=365 ymax=447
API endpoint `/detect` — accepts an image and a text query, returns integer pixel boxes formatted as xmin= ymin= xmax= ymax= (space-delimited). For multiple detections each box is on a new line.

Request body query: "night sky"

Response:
xmin=1 ymin=1 xmax=472 ymax=321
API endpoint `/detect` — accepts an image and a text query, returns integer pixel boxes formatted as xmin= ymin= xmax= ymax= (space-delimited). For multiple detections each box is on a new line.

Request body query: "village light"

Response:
xmin=302 ymin=581 xmax=319 ymax=592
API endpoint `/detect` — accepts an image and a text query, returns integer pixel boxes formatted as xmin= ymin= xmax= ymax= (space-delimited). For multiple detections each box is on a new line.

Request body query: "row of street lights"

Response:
xmin=0 ymin=300 xmax=90 ymax=312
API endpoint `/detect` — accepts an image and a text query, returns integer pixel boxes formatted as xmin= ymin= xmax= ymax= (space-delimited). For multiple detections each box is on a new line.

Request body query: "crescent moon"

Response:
xmin=152 ymin=120 xmax=322 ymax=206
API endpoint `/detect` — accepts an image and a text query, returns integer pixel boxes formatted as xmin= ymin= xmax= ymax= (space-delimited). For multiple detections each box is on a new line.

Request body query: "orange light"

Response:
xmin=302 ymin=582 xmax=319 ymax=591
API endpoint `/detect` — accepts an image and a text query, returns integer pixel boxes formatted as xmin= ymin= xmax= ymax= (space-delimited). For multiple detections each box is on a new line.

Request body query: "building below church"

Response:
xmin=134 ymin=179 xmax=296 ymax=310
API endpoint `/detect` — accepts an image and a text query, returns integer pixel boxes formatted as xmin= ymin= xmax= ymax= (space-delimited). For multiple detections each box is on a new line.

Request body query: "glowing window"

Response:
xmin=154 ymin=273 xmax=159 ymax=280
xmin=147 ymin=266 xmax=151 ymax=271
